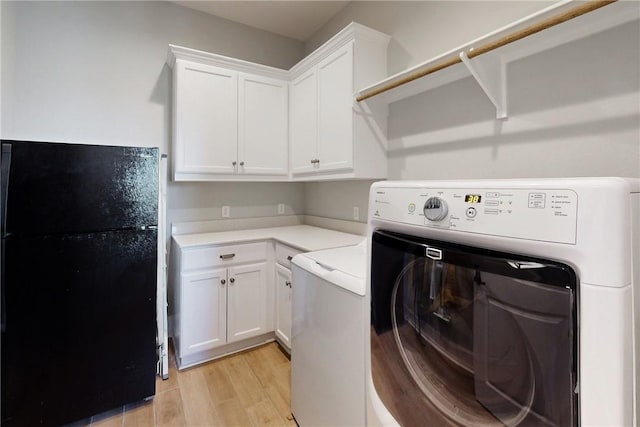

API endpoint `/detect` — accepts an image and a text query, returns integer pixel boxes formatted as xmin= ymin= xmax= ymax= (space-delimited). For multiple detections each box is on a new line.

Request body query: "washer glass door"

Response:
xmin=370 ymin=230 xmax=578 ymax=427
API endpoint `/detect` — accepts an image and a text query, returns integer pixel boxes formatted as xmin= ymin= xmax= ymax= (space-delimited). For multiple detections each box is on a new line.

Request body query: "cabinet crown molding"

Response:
xmin=166 ymin=44 xmax=289 ymax=80
xmin=167 ymin=22 xmax=391 ymax=82
xmin=289 ymin=22 xmax=391 ymax=79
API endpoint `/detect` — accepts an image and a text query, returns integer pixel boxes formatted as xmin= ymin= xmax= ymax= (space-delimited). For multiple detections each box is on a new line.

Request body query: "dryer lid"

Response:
xmin=303 ymin=244 xmax=366 ymax=279
xmin=293 ymin=243 xmax=366 ymax=296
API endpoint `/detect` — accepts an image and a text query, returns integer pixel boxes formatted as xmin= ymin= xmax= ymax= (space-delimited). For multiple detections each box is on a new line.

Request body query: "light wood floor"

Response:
xmin=70 ymin=341 xmax=296 ymax=427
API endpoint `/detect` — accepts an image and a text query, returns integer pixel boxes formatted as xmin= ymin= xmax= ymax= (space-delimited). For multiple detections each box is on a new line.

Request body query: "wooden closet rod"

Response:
xmin=356 ymin=0 xmax=617 ymax=102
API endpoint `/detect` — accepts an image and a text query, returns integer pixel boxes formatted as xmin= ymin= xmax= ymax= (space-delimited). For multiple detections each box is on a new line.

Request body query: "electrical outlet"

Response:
xmin=353 ymin=206 xmax=360 ymax=221
xmin=278 ymin=203 xmax=285 ymax=215
xmin=222 ymin=205 xmax=230 ymax=218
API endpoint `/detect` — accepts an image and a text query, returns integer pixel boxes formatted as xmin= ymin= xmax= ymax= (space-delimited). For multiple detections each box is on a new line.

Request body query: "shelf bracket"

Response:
xmin=459 ymin=50 xmax=508 ymax=120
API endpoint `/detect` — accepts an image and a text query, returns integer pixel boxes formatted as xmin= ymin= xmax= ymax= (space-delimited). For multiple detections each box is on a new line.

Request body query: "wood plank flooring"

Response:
xmin=69 ymin=342 xmax=296 ymax=427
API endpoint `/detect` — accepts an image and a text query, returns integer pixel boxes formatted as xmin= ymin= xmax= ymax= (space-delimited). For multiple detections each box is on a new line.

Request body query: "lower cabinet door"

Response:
xmin=180 ymin=268 xmax=227 ymax=356
xmin=275 ymin=264 xmax=292 ymax=349
xmin=227 ymin=262 xmax=268 ymax=343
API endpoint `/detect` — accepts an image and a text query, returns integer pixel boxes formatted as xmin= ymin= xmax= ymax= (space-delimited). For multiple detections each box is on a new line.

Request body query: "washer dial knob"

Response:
xmin=423 ymin=197 xmax=448 ymax=221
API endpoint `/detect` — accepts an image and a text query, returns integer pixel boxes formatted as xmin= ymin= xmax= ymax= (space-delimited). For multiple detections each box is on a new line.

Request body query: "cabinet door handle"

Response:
xmin=220 ymin=253 xmax=235 ymax=259
xmin=230 ymin=277 xmax=235 ymax=284
xmin=221 ymin=279 xmax=226 ymax=285
xmin=285 ymin=281 xmax=291 ymax=288
xmin=232 ymin=161 xmax=237 ymax=166
xmin=310 ymin=159 xmax=315 ymax=164
xmin=239 ymin=161 xmax=245 ymax=166
xmin=287 ymin=255 xmax=293 ymax=261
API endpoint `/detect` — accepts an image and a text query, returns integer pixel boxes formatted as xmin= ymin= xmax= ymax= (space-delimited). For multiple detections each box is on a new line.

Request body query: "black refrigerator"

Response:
xmin=1 ymin=140 xmax=158 ymax=426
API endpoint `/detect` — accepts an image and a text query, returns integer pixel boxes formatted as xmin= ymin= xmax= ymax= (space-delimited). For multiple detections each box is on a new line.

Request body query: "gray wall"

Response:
xmin=304 ymin=180 xmax=377 ymax=222
xmin=170 ymin=181 xmax=304 ymax=222
xmin=303 ymin=1 xmax=640 ymax=222
xmin=387 ymin=21 xmax=640 ymax=180
xmin=305 ymin=1 xmax=553 ymax=75
xmin=1 ymin=1 xmax=303 ymax=147
xmin=4 ymin=1 xmax=638 ymax=228
xmin=1 ymin=1 xmax=307 ymax=231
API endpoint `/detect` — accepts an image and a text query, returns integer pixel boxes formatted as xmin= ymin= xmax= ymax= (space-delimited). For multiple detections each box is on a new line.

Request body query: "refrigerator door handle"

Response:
xmin=1 ymin=238 xmax=4 ymax=333
xmin=1 ymin=143 xmax=11 ymax=237
xmin=1 ymin=143 xmax=10 ymax=333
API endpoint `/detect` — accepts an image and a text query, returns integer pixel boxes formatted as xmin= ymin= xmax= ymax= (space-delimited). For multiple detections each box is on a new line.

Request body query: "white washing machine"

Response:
xmin=365 ymin=177 xmax=640 ymax=427
xmin=291 ymin=242 xmax=367 ymax=426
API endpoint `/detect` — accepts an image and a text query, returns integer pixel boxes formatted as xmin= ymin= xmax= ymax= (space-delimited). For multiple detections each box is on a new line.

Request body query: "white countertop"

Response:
xmin=172 ymin=225 xmax=364 ymax=252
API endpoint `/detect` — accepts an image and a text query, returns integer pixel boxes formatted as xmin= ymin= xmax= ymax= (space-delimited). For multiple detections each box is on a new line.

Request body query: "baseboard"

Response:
xmin=176 ymin=333 xmax=276 ymax=370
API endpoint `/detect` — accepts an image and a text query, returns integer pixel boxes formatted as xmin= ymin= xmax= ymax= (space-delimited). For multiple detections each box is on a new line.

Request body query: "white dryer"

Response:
xmin=366 ymin=178 xmax=639 ymax=426
xmin=291 ymin=242 xmax=367 ymax=426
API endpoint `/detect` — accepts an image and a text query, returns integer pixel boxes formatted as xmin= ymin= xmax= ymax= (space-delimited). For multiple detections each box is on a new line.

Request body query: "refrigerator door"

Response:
xmin=0 ymin=141 xmax=158 ymax=237
xmin=1 ymin=229 xmax=157 ymax=426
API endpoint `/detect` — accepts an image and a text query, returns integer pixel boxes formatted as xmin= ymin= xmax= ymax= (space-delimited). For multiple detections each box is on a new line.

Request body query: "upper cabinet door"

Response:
xmin=238 ymin=73 xmax=288 ymax=176
xmin=175 ymin=60 xmax=238 ymax=175
xmin=317 ymin=42 xmax=354 ymax=173
xmin=289 ymin=69 xmax=318 ymax=175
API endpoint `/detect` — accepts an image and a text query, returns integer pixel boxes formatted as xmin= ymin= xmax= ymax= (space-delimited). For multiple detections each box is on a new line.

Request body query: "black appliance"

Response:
xmin=1 ymin=140 xmax=158 ymax=426
xmin=370 ymin=230 xmax=578 ymax=426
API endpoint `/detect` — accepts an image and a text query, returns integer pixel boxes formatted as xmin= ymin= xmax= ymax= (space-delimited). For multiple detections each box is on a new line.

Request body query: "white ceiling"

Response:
xmin=170 ymin=1 xmax=351 ymax=42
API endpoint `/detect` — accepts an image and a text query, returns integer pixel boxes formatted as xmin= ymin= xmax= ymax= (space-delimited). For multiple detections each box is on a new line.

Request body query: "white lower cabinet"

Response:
xmin=275 ymin=264 xmax=292 ymax=349
xmin=227 ymin=262 xmax=268 ymax=343
xmin=274 ymin=243 xmax=301 ymax=352
xmin=172 ymin=241 xmax=271 ymax=368
xmin=180 ymin=268 xmax=227 ymax=356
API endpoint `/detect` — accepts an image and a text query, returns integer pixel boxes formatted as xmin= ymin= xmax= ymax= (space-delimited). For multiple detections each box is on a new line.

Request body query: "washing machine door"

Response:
xmin=370 ymin=230 xmax=578 ymax=427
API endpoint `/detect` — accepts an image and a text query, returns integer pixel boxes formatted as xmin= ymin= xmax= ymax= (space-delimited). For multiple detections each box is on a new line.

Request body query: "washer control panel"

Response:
xmin=372 ymin=186 xmax=578 ymax=244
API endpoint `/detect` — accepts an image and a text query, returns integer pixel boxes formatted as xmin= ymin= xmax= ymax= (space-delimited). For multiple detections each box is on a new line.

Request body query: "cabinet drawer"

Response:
xmin=275 ymin=243 xmax=302 ymax=269
xmin=182 ymin=242 xmax=267 ymax=271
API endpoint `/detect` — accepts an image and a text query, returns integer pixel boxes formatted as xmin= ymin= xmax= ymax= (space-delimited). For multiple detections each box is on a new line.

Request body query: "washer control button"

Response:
xmin=465 ymin=207 xmax=477 ymax=218
xmin=408 ymin=203 xmax=416 ymax=213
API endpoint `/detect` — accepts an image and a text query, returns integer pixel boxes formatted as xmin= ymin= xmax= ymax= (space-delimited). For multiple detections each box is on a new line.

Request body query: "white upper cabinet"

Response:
xmin=167 ymin=22 xmax=390 ymax=182
xmin=290 ymin=69 xmax=318 ymax=175
xmin=238 ymin=73 xmax=288 ymax=176
xmin=316 ymin=43 xmax=354 ymax=173
xmin=167 ymin=46 xmax=289 ymax=181
xmin=174 ymin=61 xmax=238 ymax=175
xmin=290 ymin=43 xmax=355 ymax=175
xmin=289 ymin=24 xmax=391 ymax=181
